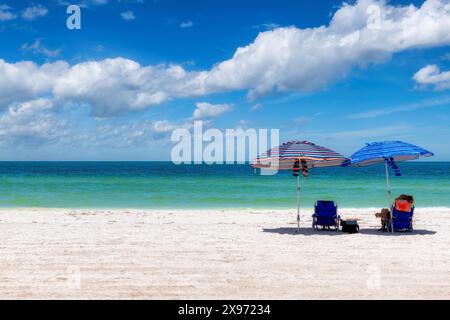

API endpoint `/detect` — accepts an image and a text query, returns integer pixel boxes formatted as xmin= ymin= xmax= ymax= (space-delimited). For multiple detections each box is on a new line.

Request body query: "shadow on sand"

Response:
xmin=263 ymin=227 xmax=436 ymax=236
xmin=263 ymin=227 xmax=344 ymax=236
xmin=358 ymin=228 xmax=436 ymax=236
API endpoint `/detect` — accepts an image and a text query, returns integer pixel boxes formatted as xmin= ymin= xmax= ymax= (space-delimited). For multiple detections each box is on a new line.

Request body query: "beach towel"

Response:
xmin=301 ymin=159 xmax=309 ymax=177
xmin=292 ymin=159 xmax=300 ymax=177
xmin=386 ymin=157 xmax=402 ymax=177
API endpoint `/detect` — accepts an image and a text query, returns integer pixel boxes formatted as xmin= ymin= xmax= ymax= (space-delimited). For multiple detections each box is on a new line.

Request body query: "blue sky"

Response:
xmin=0 ymin=0 xmax=449 ymax=160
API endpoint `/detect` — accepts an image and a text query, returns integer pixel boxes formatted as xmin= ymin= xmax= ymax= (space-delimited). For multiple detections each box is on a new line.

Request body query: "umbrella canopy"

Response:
xmin=252 ymin=140 xmax=348 ymax=231
xmin=349 ymin=141 xmax=434 ymax=167
xmin=252 ymin=140 xmax=348 ymax=170
xmin=348 ymin=141 xmax=434 ymax=232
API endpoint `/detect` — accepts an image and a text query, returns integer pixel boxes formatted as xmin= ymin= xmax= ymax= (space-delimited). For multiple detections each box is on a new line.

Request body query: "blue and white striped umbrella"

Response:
xmin=349 ymin=141 xmax=434 ymax=167
xmin=348 ymin=141 xmax=434 ymax=232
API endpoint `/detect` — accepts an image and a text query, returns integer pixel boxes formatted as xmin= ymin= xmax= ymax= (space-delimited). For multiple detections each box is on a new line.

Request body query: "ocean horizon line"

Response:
xmin=0 ymin=160 xmax=449 ymax=163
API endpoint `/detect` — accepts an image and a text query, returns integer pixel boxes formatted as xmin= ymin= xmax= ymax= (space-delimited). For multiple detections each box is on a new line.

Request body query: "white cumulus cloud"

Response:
xmin=21 ymin=38 xmax=61 ymax=58
xmin=193 ymin=102 xmax=233 ymax=119
xmin=1 ymin=0 xmax=450 ymax=119
xmin=204 ymin=0 xmax=450 ymax=98
xmin=51 ymin=58 xmax=208 ymax=116
xmin=0 ymin=98 xmax=70 ymax=146
xmin=250 ymin=103 xmax=263 ymax=112
xmin=0 ymin=59 xmax=68 ymax=108
xmin=121 ymin=11 xmax=135 ymax=20
xmin=0 ymin=4 xmax=16 ymax=21
xmin=413 ymin=64 xmax=450 ymax=90
xmin=22 ymin=5 xmax=48 ymax=20
xmin=180 ymin=21 xmax=194 ymax=28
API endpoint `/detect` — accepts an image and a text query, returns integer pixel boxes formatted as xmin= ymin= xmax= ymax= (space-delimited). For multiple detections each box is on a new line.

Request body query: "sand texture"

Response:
xmin=0 ymin=208 xmax=449 ymax=299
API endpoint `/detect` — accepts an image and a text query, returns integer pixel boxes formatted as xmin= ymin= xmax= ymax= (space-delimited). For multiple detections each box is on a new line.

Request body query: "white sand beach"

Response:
xmin=0 ymin=208 xmax=449 ymax=300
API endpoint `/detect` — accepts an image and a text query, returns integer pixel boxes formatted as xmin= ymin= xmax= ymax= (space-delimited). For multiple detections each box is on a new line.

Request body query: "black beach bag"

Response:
xmin=341 ymin=220 xmax=359 ymax=234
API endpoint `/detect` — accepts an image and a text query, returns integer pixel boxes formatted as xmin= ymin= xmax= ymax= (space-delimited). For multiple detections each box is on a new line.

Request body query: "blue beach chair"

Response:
xmin=312 ymin=200 xmax=340 ymax=231
xmin=390 ymin=206 xmax=414 ymax=232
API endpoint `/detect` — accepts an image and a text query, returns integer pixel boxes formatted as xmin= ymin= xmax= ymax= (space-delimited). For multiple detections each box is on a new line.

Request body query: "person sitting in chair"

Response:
xmin=376 ymin=195 xmax=414 ymax=231
xmin=395 ymin=194 xmax=414 ymax=212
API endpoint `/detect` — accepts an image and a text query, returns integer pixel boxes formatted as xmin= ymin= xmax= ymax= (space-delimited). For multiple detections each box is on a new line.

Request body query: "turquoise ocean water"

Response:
xmin=0 ymin=162 xmax=449 ymax=209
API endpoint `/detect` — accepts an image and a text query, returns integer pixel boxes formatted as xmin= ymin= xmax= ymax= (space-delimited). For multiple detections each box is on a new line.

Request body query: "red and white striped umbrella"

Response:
xmin=252 ymin=140 xmax=347 ymax=170
xmin=252 ymin=140 xmax=348 ymax=231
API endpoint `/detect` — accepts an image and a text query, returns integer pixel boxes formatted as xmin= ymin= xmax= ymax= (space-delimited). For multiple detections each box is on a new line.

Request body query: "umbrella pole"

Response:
xmin=296 ymin=174 xmax=300 ymax=232
xmin=384 ymin=160 xmax=393 ymax=233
